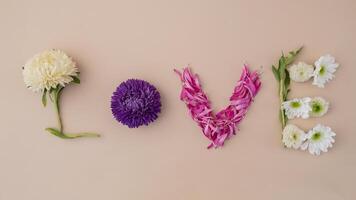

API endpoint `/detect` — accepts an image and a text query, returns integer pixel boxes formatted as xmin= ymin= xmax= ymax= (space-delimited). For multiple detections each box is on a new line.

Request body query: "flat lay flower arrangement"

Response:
xmin=272 ymin=47 xmax=338 ymax=156
xmin=23 ymin=49 xmax=100 ymax=139
xmin=22 ymin=47 xmax=339 ymax=156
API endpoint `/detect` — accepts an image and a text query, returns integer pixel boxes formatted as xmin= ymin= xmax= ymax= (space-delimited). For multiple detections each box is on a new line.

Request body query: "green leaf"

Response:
xmin=285 ymin=70 xmax=291 ymax=89
xmin=295 ymin=46 xmax=303 ymax=54
xmin=279 ymin=58 xmax=286 ymax=81
xmin=42 ymin=89 xmax=47 ymax=107
xmin=71 ymin=76 xmax=80 ymax=84
xmin=285 ymin=46 xmax=303 ymax=65
xmin=45 ymin=128 xmax=100 ymax=139
xmin=48 ymin=88 xmax=55 ymax=102
xmin=45 ymin=128 xmax=69 ymax=139
xmin=271 ymin=65 xmax=280 ymax=81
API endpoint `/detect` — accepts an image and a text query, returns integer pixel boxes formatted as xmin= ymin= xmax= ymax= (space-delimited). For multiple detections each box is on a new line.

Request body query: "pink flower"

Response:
xmin=174 ymin=65 xmax=261 ymax=148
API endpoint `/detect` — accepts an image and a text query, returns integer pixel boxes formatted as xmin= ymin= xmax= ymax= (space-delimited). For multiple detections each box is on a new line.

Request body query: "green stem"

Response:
xmin=46 ymin=86 xmax=100 ymax=139
xmin=279 ymin=79 xmax=286 ymax=130
xmin=54 ymin=88 xmax=63 ymax=133
xmin=65 ymin=132 xmax=100 ymax=138
xmin=45 ymin=128 xmax=100 ymax=139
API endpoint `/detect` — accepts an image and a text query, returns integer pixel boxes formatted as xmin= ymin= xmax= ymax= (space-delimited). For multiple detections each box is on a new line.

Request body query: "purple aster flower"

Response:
xmin=111 ymin=79 xmax=161 ymax=128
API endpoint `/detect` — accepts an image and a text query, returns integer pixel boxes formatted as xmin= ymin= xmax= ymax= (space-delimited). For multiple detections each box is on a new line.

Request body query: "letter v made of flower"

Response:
xmin=174 ymin=65 xmax=261 ymax=149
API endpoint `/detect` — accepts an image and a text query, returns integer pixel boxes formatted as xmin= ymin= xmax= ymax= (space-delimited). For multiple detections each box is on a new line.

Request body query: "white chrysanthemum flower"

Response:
xmin=301 ymin=124 xmax=336 ymax=156
xmin=23 ymin=49 xmax=78 ymax=92
xmin=309 ymin=97 xmax=329 ymax=117
xmin=313 ymin=54 xmax=339 ymax=88
xmin=282 ymin=124 xmax=306 ymax=149
xmin=288 ymin=62 xmax=314 ymax=82
xmin=282 ymin=97 xmax=312 ymax=119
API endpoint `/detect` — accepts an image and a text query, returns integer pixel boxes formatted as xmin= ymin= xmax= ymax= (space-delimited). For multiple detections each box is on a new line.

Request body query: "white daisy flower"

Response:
xmin=301 ymin=124 xmax=336 ymax=156
xmin=313 ymin=54 xmax=339 ymax=88
xmin=282 ymin=97 xmax=312 ymax=119
xmin=309 ymin=97 xmax=329 ymax=117
xmin=282 ymin=124 xmax=306 ymax=149
xmin=23 ymin=49 xmax=79 ymax=92
xmin=288 ymin=62 xmax=314 ymax=82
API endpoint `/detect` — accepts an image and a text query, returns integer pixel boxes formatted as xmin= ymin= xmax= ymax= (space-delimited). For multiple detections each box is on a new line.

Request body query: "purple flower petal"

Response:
xmin=111 ymin=79 xmax=161 ymax=128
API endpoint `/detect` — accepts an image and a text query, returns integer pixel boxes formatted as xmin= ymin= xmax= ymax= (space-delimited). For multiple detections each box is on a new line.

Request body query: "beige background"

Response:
xmin=1 ymin=0 xmax=356 ymax=199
